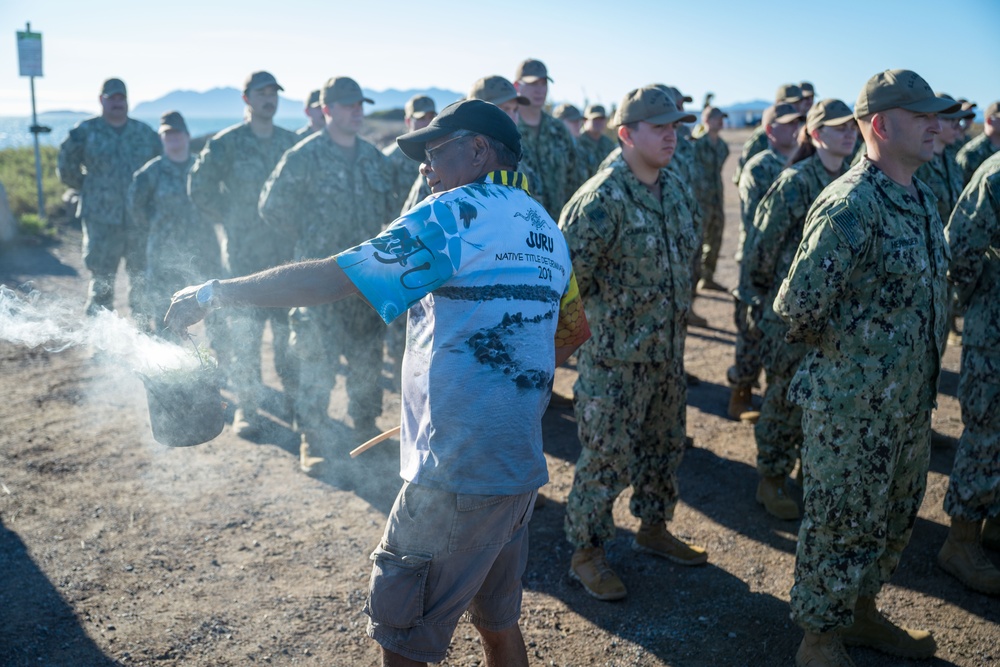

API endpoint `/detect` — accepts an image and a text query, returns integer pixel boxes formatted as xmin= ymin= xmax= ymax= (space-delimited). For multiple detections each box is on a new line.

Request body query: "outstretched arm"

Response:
xmin=164 ymin=257 xmax=361 ymax=332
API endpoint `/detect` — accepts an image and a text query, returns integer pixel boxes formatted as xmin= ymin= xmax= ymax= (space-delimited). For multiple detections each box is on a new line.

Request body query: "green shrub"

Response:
xmin=0 ymin=146 xmax=64 ymax=221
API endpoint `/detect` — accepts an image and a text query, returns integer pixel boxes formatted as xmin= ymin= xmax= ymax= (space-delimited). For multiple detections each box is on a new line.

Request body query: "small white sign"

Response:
xmin=17 ymin=30 xmax=43 ymax=77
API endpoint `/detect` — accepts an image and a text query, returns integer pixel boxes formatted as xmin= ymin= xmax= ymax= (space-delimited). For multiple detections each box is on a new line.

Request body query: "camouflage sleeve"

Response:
xmin=774 ymin=198 xmax=869 ymax=344
xmin=945 ymin=174 xmax=999 ymax=307
xmin=258 ymin=149 xmax=306 ymax=236
xmin=126 ymin=161 xmax=155 ymax=235
xmin=558 ymin=190 xmax=616 ymax=300
xmin=737 ymin=168 xmax=758 ymax=232
xmin=747 ymin=178 xmax=794 ymax=295
xmin=187 ymin=137 xmax=227 ymax=220
xmin=57 ymin=125 xmax=86 ymax=190
xmin=401 ymin=173 xmax=430 ymax=216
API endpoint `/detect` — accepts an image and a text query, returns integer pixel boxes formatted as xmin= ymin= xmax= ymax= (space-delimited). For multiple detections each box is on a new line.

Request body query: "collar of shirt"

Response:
xmin=862 ymin=157 xmax=936 ymax=217
xmin=482 ymin=170 xmax=531 ymax=194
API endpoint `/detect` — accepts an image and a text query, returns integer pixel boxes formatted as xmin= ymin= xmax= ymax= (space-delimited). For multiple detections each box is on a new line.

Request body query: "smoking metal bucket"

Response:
xmin=140 ymin=366 xmax=225 ymax=447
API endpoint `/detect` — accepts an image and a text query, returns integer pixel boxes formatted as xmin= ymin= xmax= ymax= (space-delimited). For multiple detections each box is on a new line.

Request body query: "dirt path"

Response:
xmin=1 ymin=129 xmax=997 ymax=666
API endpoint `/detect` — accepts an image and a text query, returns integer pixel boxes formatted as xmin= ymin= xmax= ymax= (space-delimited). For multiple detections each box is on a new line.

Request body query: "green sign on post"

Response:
xmin=16 ymin=23 xmax=48 ymax=222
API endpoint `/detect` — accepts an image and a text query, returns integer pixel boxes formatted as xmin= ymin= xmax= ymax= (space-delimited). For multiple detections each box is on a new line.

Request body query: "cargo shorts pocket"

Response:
xmin=364 ymin=543 xmax=432 ymax=629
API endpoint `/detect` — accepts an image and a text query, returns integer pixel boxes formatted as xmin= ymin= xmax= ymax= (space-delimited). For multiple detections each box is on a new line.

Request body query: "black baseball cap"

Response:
xmin=396 ymin=99 xmax=521 ymax=163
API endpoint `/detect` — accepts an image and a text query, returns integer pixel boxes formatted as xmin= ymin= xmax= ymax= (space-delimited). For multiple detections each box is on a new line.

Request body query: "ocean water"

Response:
xmin=0 ymin=115 xmax=305 ymax=151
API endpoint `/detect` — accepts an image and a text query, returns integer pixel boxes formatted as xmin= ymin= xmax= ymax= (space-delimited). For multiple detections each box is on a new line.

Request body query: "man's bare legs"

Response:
xmin=381 ymin=624 xmax=528 ymax=667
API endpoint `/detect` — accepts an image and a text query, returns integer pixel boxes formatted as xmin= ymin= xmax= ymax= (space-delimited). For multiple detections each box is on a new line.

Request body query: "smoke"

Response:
xmin=0 ymin=284 xmax=200 ymax=376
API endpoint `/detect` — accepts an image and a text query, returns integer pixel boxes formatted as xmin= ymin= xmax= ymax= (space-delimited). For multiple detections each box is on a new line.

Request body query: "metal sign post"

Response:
xmin=17 ymin=22 xmax=50 ymax=221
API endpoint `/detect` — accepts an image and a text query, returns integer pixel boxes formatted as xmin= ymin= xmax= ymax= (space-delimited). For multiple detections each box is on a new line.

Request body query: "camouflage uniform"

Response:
xmin=775 ymin=158 xmax=949 ymax=633
xmin=576 ymin=132 xmax=616 ymax=179
xmin=401 ymin=173 xmax=431 ymax=216
xmin=732 ymin=148 xmax=787 ymax=389
xmin=956 ymin=133 xmax=1000 ymax=186
xmin=519 ymin=112 xmax=580 ymax=219
xmin=383 ymin=143 xmax=421 ymax=216
xmin=57 ymin=116 xmax=161 ymax=315
xmin=259 ymin=130 xmax=392 ymax=439
xmin=559 ymin=162 xmax=700 ymax=548
xmin=745 ymin=154 xmax=840 ymax=478
xmin=943 ymin=152 xmax=1000 ymax=522
xmin=692 ymin=133 xmax=729 ymax=279
xmin=127 ymin=155 xmax=222 ymax=331
xmin=915 ymin=150 xmax=963 ymax=224
xmin=187 ymin=122 xmax=300 ymax=410
xmin=732 ymin=125 xmax=768 ymax=184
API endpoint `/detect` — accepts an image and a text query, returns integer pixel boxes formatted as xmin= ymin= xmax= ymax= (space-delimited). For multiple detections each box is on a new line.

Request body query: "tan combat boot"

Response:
xmin=632 ymin=522 xmax=708 ymax=565
xmin=299 ymin=433 xmax=324 ymax=475
xmin=569 ymin=546 xmax=627 ymax=601
xmin=938 ymin=518 xmax=1000 ymax=595
xmin=982 ymin=517 xmax=1000 ymax=552
xmin=795 ymin=631 xmax=856 ymax=667
xmin=756 ymin=475 xmax=800 ymax=520
xmin=728 ymin=386 xmax=759 ymax=422
xmin=840 ymin=596 xmax=936 ymax=658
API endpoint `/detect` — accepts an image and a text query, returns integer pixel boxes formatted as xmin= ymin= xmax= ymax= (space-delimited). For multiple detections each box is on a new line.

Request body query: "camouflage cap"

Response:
xmin=987 ymin=101 xmax=1000 ymax=119
xmin=322 ymin=76 xmax=374 ymax=106
xmin=405 ymin=95 xmax=436 ymax=119
xmin=667 ymin=86 xmax=693 ymax=104
xmin=806 ymin=98 xmax=854 ymax=132
xmin=468 ymin=75 xmax=529 ymax=106
xmin=615 ymin=86 xmax=697 ymax=126
xmin=553 ymin=104 xmax=583 ymax=122
xmin=515 ymin=58 xmax=552 ymax=83
xmin=958 ymin=99 xmax=976 ymax=112
xmin=701 ymin=106 xmax=728 ymax=123
xmin=244 ymin=71 xmax=283 ymax=94
xmin=584 ymin=104 xmax=607 ymax=119
xmin=800 ymin=82 xmax=816 ymax=98
xmin=306 ymin=89 xmax=321 ymax=108
xmin=101 ymin=78 xmax=127 ymax=97
xmin=763 ymin=103 xmax=805 ymax=127
xmin=938 ymin=94 xmax=975 ymax=121
xmin=396 ymin=98 xmax=521 ymax=163
xmin=775 ymin=83 xmax=803 ymax=104
xmin=158 ymin=110 xmax=188 ymax=134
xmin=854 ymin=69 xmax=960 ymax=118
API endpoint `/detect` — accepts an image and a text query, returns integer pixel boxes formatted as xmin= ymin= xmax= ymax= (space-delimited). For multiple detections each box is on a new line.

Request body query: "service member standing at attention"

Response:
xmin=296 ymin=89 xmax=325 ymax=137
xmin=560 ymin=86 xmax=706 ymax=602
xmin=514 ymin=58 xmax=581 ymax=219
xmin=259 ymin=76 xmax=392 ymax=471
xmin=165 ymin=99 xmax=590 ymax=667
xmin=744 ymin=99 xmax=856 ymax=521
xmin=384 ymin=95 xmax=437 ymax=212
xmin=938 ymin=151 xmax=1000 ymax=596
xmin=577 ymin=104 xmax=616 ymax=178
xmin=188 ymin=71 xmax=300 ymax=438
xmin=733 ymin=83 xmax=803 ymax=184
xmin=58 ymin=77 xmax=161 ymax=320
xmin=915 ymin=94 xmax=972 ymax=223
xmin=729 ymin=103 xmax=804 ymax=421
xmin=775 ymin=70 xmax=957 ymax=666
xmin=956 ymin=101 xmax=1000 ymax=186
xmin=128 ymin=111 xmax=223 ymax=337
xmin=692 ymin=106 xmax=730 ymax=292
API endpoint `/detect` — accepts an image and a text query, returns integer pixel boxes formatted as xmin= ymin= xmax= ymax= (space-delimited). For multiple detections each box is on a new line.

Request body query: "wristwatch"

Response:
xmin=195 ymin=280 xmax=222 ymax=310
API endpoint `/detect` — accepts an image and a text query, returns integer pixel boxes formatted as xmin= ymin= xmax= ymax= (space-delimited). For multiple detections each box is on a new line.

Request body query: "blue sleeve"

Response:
xmin=335 ymin=197 xmax=462 ymax=323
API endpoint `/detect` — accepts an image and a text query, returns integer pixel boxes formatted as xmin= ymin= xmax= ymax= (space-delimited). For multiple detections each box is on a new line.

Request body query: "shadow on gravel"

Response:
xmin=937 ymin=367 xmax=960 ymax=399
xmin=0 ymin=518 xmax=117 ymax=667
xmin=524 ymin=493 xmax=799 ymax=667
xmin=0 ymin=237 xmax=78 ymax=282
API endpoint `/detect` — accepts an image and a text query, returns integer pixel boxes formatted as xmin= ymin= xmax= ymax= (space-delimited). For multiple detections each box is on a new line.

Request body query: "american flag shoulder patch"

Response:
xmin=826 ymin=201 xmax=864 ymax=251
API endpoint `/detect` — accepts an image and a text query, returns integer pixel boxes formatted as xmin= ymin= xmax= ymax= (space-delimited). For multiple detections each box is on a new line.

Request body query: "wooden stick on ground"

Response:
xmin=349 ymin=425 xmax=402 ymax=458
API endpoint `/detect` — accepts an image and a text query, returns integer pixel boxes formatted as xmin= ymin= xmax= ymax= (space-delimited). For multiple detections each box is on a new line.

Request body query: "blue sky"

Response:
xmin=2 ymin=0 xmax=998 ymax=116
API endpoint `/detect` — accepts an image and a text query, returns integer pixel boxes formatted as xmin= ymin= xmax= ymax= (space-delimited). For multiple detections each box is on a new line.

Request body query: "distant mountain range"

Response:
xmin=124 ymin=86 xmax=465 ymax=119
